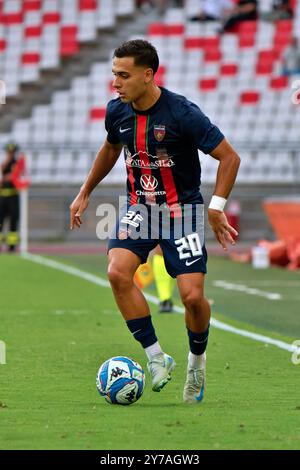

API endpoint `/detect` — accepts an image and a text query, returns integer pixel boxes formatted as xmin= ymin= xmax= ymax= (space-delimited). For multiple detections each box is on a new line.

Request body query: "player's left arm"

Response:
xmin=208 ymin=138 xmax=241 ymax=250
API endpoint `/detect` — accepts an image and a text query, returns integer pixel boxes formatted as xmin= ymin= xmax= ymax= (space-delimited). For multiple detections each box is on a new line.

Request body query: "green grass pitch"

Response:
xmin=0 ymin=253 xmax=300 ymax=450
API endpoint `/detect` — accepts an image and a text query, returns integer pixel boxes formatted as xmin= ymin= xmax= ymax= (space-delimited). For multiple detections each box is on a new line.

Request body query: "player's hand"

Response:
xmin=208 ymin=209 xmax=238 ymax=251
xmin=70 ymin=191 xmax=89 ymax=230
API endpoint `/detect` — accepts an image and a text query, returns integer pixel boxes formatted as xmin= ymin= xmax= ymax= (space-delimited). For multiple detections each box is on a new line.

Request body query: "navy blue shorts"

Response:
xmin=108 ymin=203 xmax=207 ymax=278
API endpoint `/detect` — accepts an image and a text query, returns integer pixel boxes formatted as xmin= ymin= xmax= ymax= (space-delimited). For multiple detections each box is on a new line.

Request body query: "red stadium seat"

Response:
xmin=258 ymin=49 xmax=278 ymax=62
xmin=256 ymin=62 xmax=274 ymax=74
xmin=108 ymin=80 xmax=114 ymax=93
xmin=240 ymin=91 xmax=260 ymax=104
xmin=166 ymin=24 xmax=184 ymax=35
xmin=157 ymin=65 xmax=166 ymax=75
xmin=3 ymin=12 xmax=23 ymax=25
xmin=25 ymin=26 xmax=42 ymax=37
xmin=274 ymin=31 xmax=292 ymax=51
xmin=155 ymin=76 xmax=165 ymax=87
xmin=43 ymin=12 xmax=60 ymax=24
xmin=275 ymin=20 xmax=293 ymax=33
xmin=184 ymin=37 xmax=206 ymax=48
xmin=60 ymin=26 xmax=78 ymax=57
xmin=147 ymin=23 xmax=168 ymax=35
xmin=79 ymin=0 xmax=97 ymax=10
xmin=0 ymin=39 xmax=6 ymax=51
xmin=204 ymin=49 xmax=222 ymax=62
xmin=239 ymin=33 xmax=256 ymax=48
xmin=22 ymin=0 xmax=41 ymax=12
xmin=204 ymin=37 xmax=220 ymax=49
xmin=220 ymin=63 xmax=238 ymax=76
xmin=256 ymin=49 xmax=278 ymax=74
xmin=90 ymin=108 xmax=106 ymax=120
xmin=270 ymin=76 xmax=289 ymax=90
xmin=22 ymin=53 xmax=40 ymax=64
xmin=60 ymin=43 xmax=79 ymax=56
xmin=238 ymin=21 xmax=258 ymax=34
xmin=155 ymin=65 xmax=166 ymax=87
xmin=199 ymin=78 xmax=218 ymax=91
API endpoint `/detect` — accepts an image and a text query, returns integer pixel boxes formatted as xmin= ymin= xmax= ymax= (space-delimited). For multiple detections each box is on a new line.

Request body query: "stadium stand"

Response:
xmin=0 ymin=0 xmax=135 ymax=96
xmin=0 ymin=0 xmax=300 ymax=189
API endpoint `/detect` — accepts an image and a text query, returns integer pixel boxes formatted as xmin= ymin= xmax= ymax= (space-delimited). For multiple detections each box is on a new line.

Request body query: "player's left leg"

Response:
xmin=177 ymin=273 xmax=210 ymax=403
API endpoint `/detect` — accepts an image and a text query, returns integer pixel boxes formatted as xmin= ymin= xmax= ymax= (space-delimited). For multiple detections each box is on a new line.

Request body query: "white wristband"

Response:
xmin=208 ymin=195 xmax=227 ymax=212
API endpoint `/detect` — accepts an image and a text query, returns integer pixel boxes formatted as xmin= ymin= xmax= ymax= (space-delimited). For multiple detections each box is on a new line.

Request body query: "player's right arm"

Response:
xmin=70 ymin=139 xmax=122 ymax=229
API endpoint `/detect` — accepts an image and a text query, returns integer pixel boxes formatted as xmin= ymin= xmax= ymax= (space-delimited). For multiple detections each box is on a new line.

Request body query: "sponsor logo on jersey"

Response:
xmin=136 ymin=189 xmax=166 ymax=196
xmin=124 ymin=148 xmax=175 ymax=169
xmin=154 ymin=125 xmax=166 ymax=142
xmin=137 ymin=175 xmax=165 ymax=196
xmin=140 ymin=175 xmax=158 ymax=191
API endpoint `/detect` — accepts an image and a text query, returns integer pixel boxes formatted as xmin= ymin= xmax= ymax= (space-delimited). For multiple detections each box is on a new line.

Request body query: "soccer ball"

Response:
xmin=96 ymin=356 xmax=145 ymax=405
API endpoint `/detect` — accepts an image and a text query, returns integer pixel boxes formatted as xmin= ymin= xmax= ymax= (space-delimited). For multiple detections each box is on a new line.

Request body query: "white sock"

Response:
xmin=188 ymin=351 xmax=206 ymax=369
xmin=145 ymin=341 xmax=163 ymax=360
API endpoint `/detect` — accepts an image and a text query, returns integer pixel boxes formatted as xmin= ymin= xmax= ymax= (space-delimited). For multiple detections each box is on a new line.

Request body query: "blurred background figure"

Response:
xmin=262 ymin=0 xmax=294 ymax=21
xmin=282 ymin=36 xmax=300 ymax=75
xmin=0 ymin=143 xmax=20 ymax=253
xmin=220 ymin=0 xmax=258 ymax=32
xmin=137 ymin=0 xmax=181 ymax=14
xmin=190 ymin=0 xmax=233 ymax=22
xmin=152 ymin=245 xmax=176 ymax=313
xmin=136 ymin=0 xmax=155 ymax=13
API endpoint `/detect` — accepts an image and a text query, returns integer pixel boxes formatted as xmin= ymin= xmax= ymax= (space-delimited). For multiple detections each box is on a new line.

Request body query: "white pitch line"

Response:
xmin=21 ymin=253 xmax=299 ymax=354
xmin=231 ymin=280 xmax=300 ymax=288
xmin=213 ymin=280 xmax=282 ymax=301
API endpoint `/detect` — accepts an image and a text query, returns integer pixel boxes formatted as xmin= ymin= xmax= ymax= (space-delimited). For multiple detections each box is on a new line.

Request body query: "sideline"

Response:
xmin=213 ymin=280 xmax=282 ymax=300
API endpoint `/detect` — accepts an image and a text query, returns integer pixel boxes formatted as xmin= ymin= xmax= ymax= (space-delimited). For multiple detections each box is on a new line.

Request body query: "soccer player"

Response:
xmin=70 ymin=40 xmax=240 ymax=403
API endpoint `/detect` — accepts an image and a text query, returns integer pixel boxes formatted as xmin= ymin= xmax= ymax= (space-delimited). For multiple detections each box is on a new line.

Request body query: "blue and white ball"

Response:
xmin=96 ymin=356 xmax=145 ymax=405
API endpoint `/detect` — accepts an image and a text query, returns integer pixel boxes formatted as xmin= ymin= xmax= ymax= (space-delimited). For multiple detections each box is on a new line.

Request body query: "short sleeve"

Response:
xmin=180 ymin=101 xmax=224 ymax=154
xmin=105 ymin=102 xmax=121 ymax=145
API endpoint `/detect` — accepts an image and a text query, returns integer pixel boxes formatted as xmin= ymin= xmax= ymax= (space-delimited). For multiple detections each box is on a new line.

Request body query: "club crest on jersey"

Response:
xmin=154 ymin=125 xmax=166 ymax=142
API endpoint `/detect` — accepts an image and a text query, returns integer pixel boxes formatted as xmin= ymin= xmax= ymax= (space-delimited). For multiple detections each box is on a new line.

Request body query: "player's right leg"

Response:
xmin=107 ymin=247 xmax=175 ymax=391
xmin=160 ymin=203 xmax=208 ymax=403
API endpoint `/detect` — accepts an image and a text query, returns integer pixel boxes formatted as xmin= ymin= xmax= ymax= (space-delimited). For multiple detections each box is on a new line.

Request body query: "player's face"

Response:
xmin=112 ymin=57 xmax=153 ymax=103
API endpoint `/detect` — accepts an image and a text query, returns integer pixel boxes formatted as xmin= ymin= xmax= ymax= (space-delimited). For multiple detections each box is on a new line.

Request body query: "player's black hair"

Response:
xmin=113 ymin=40 xmax=159 ymax=75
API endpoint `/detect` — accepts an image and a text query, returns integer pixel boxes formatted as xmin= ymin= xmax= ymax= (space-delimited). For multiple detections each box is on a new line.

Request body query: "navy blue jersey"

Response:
xmin=105 ymin=87 xmax=224 ymax=206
